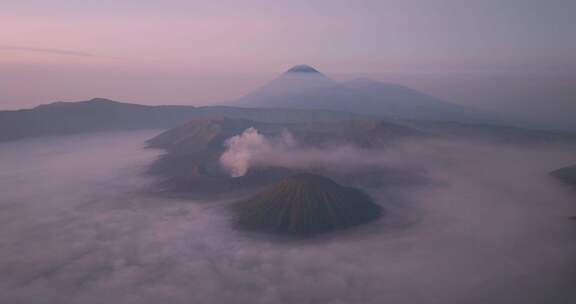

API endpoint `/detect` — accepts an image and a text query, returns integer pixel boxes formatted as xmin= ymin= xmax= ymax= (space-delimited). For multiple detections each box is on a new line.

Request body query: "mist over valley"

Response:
xmin=1 ymin=127 xmax=575 ymax=303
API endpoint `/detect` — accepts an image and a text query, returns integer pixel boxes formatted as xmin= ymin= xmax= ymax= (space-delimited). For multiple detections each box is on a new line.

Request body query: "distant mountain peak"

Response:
xmin=284 ymin=64 xmax=322 ymax=74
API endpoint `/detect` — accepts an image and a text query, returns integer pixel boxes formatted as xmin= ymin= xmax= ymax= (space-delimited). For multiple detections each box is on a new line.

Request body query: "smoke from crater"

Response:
xmin=219 ymin=127 xmax=396 ymax=177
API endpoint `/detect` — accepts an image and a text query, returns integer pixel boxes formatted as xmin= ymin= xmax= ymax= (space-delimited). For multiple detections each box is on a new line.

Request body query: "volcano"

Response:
xmin=235 ymin=64 xmax=498 ymax=124
xmin=235 ymin=173 xmax=382 ymax=235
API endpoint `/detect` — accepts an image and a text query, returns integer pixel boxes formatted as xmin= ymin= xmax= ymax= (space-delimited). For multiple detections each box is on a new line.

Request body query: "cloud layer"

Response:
xmin=0 ymin=45 xmax=95 ymax=57
xmin=1 ymin=131 xmax=575 ymax=303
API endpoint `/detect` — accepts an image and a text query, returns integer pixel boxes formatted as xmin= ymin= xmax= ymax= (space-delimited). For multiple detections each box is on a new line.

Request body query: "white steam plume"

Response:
xmin=219 ymin=127 xmax=296 ymax=177
xmin=219 ymin=127 xmax=395 ymax=177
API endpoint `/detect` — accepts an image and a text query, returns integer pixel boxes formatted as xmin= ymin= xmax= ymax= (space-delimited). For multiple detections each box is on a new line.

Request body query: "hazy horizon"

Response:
xmin=1 ymin=0 xmax=575 ymax=128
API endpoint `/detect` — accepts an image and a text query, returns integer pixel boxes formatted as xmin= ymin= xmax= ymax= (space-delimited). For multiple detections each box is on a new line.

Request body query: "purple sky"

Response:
xmin=1 ymin=0 xmax=575 ymax=127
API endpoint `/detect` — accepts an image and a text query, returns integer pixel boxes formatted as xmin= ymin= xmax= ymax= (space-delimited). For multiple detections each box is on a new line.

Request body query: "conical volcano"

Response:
xmin=234 ymin=64 xmax=498 ymax=124
xmin=235 ymin=173 xmax=382 ymax=235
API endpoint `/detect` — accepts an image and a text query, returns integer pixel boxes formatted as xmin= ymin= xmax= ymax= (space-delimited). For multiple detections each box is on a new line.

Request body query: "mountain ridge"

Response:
xmin=0 ymin=98 xmax=370 ymax=142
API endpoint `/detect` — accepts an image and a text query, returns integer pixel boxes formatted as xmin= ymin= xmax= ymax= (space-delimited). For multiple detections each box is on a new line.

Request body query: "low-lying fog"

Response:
xmin=1 ymin=131 xmax=575 ymax=304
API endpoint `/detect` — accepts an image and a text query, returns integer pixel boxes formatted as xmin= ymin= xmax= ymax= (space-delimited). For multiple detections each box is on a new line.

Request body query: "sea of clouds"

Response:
xmin=1 ymin=130 xmax=575 ymax=304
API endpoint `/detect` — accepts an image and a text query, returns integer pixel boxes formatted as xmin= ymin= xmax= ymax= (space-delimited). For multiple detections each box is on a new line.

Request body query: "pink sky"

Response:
xmin=1 ymin=0 xmax=575 ymax=128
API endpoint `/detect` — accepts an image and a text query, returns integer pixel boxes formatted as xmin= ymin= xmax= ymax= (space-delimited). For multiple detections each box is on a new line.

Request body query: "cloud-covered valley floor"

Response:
xmin=1 ymin=131 xmax=575 ymax=304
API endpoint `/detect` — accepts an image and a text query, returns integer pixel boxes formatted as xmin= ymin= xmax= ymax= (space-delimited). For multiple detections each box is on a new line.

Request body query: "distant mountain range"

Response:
xmin=0 ymin=98 xmax=196 ymax=141
xmin=1 ymin=64 xmax=575 ymax=143
xmin=0 ymin=98 xmax=366 ymax=142
xmin=234 ymin=64 xmax=501 ymax=123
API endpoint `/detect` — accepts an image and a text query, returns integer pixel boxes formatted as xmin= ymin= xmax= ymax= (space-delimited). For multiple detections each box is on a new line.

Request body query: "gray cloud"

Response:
xmin=0 ymin=45 xmax=96 ymax=57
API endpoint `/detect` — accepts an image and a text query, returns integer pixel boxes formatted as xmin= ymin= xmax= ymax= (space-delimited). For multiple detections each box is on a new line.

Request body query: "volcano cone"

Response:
xmin=235 ymin=173 xmax=382 ymax=235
